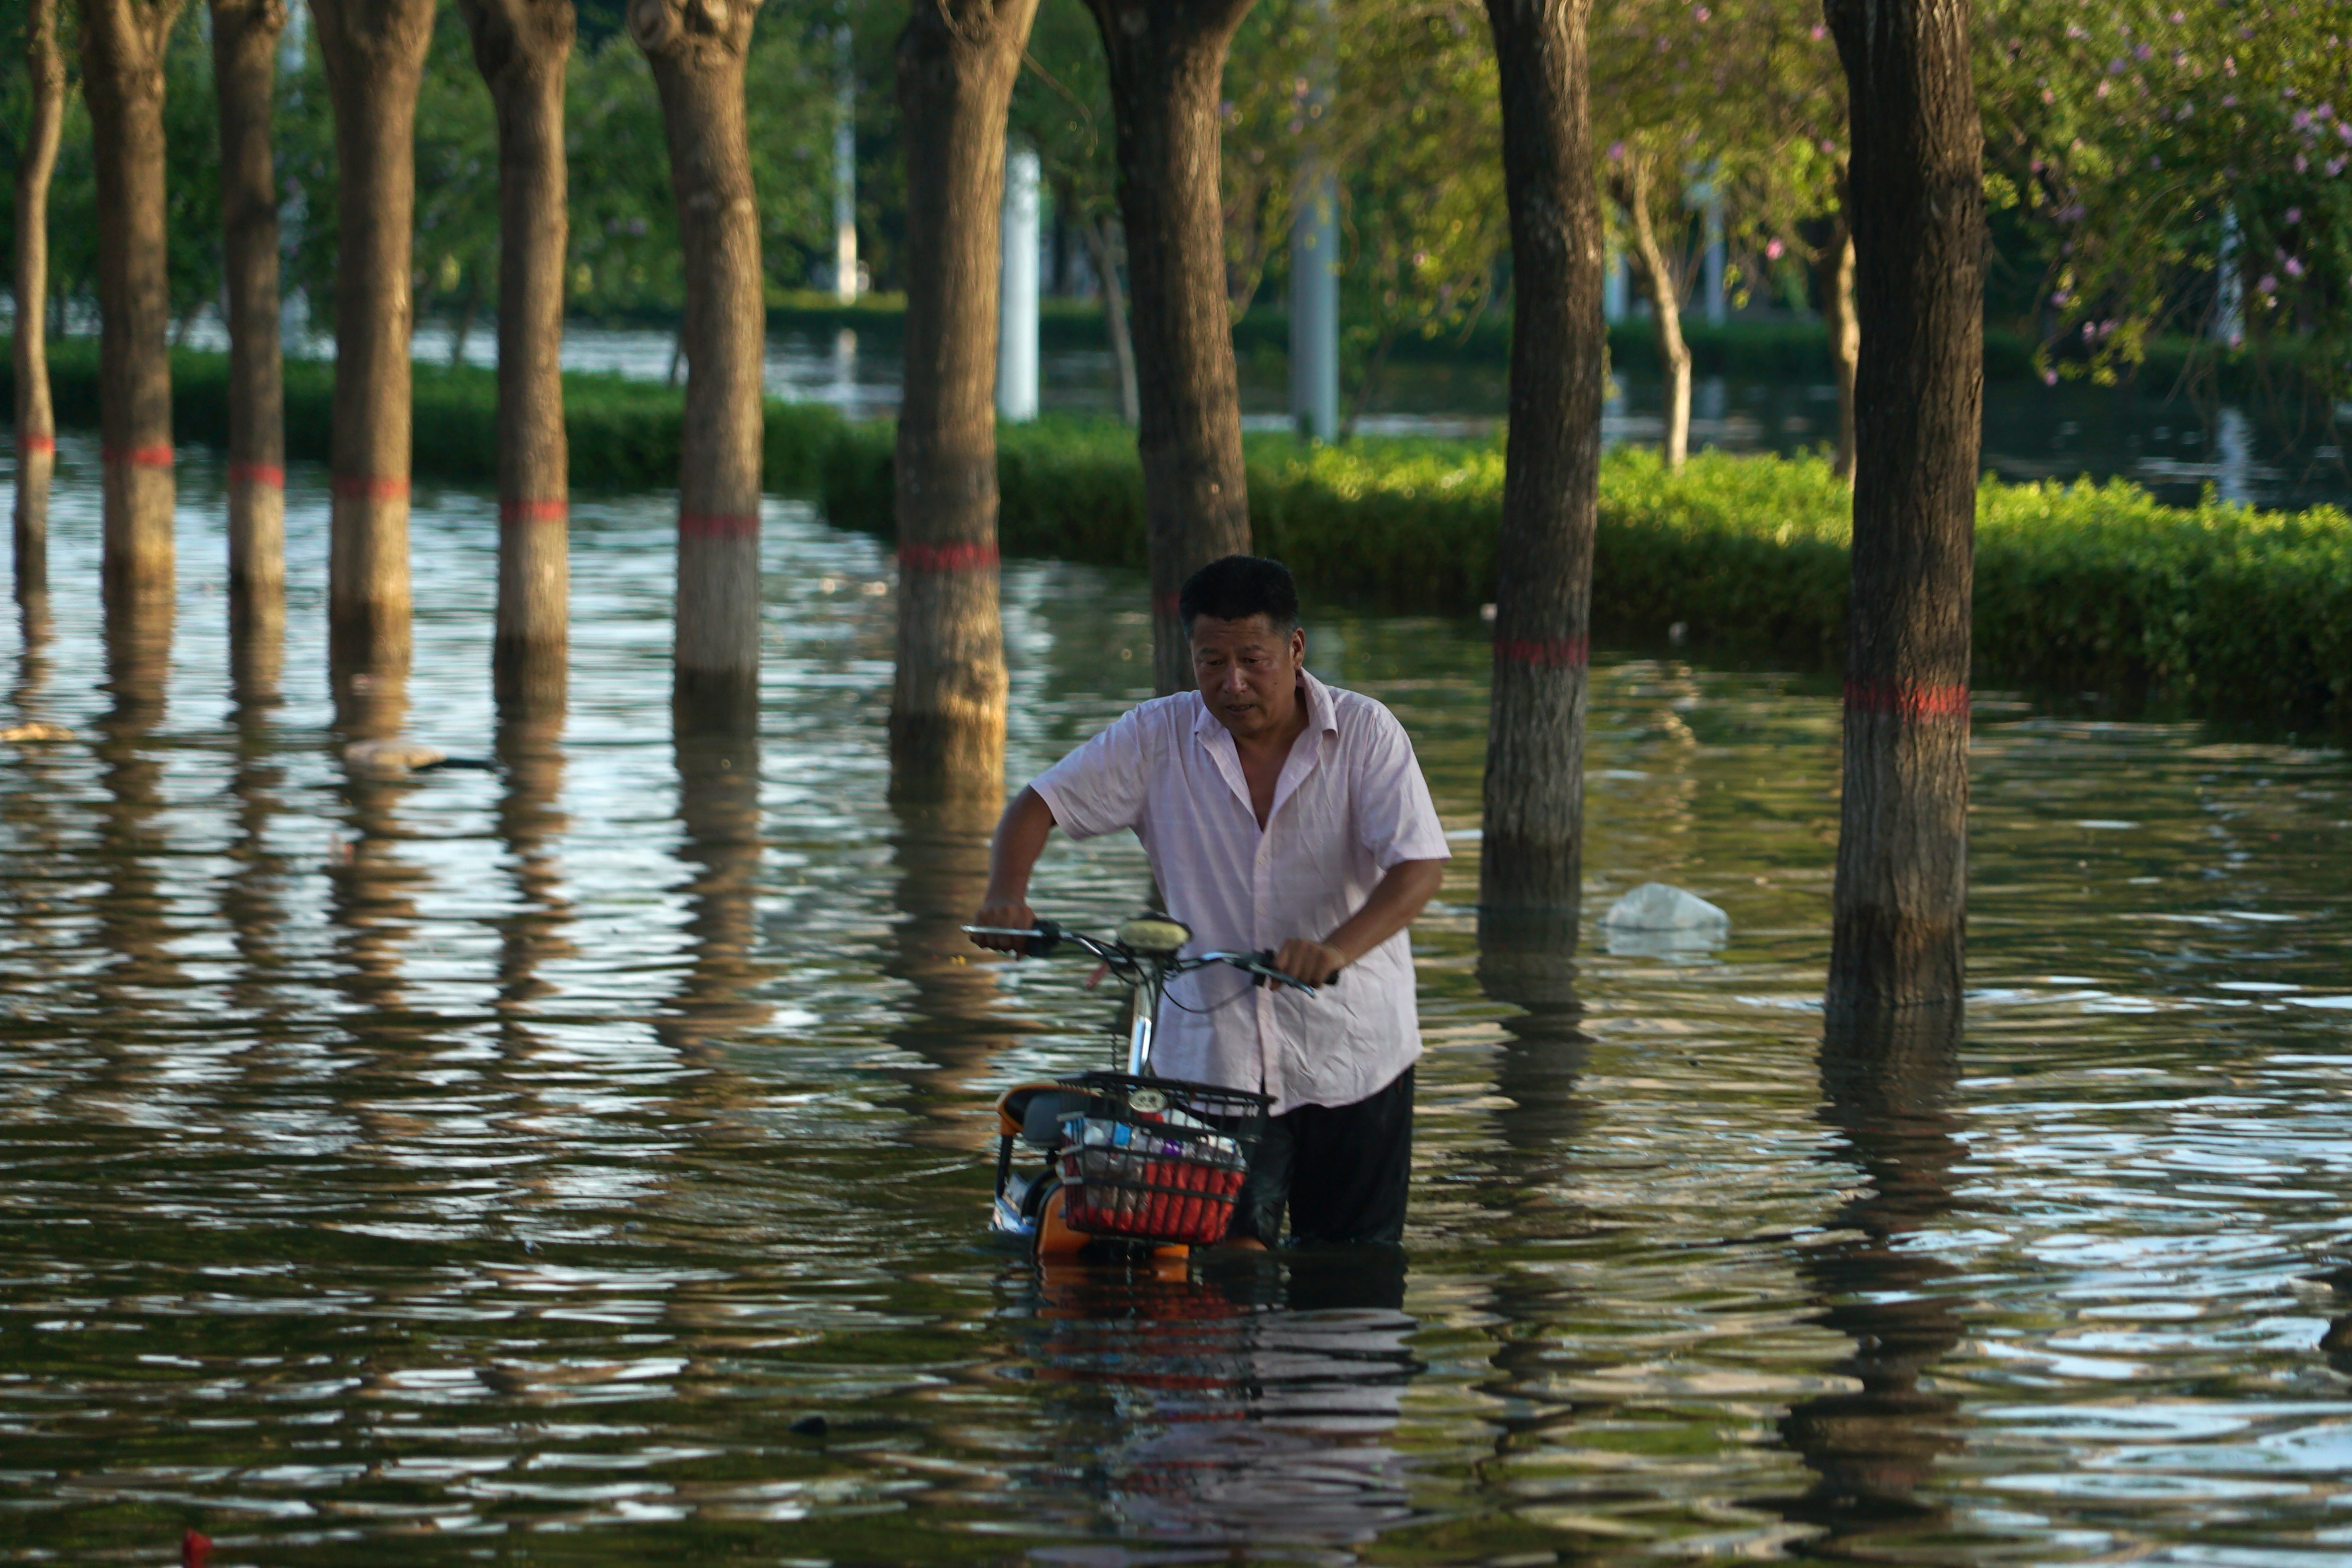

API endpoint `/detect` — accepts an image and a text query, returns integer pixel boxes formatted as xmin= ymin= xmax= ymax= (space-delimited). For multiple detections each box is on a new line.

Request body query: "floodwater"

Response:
xmin=5 ymin=441 xmax=2352 ymax=1565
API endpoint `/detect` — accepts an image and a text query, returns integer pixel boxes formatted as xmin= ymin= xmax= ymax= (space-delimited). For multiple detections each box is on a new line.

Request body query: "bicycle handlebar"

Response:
xmin=960 ymin=920 xmax=1336 ymax=992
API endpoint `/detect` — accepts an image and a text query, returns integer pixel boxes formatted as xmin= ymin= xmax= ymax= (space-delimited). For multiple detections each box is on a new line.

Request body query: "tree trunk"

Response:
xmin=1824 ymin=212 xmax=1859 ymax=481
xmin=631 ymin=0 xmax=764 ymax=734
xmin=81 ymin=0 xmax=189 ymax=611
xmin=887 ymin=0 xmax=1039 ymax=802
xmin=1078 ymin=207 xmax=1140 ymax=426
xmin=461 ymin=0 xmax=573 ymax=711
xmin=210 ymin=0 xmax=286 ymax=644
xmin=11 ymin=0 xmax=65 ymax=604
xmin=1822 ymin=0 xmax=1982 ymax=1011
xmin=1478 ymin=0 xmax=1605 ymax=931
xmin=1081 ymin=0 xmax=1254 ymax=695
xmin=312 ymin=0 xmax=435 ymax=683
xmin=1614 ymin=156 xmax=1690 ymax=472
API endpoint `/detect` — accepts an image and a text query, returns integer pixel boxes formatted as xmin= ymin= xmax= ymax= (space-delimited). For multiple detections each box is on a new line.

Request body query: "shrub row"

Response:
xmin=609 ymin=293 xmax=2282 ymax=389
xmin=820 ymin=415 xmax=2352 ymax=733
xmin=18 ymin=334 xmax=849 ymax=497
xmin=10 ymin=335 xmax=2348 ymax=731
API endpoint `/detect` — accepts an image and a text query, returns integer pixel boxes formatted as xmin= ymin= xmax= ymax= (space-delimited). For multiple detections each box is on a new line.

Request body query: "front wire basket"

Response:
xmin=1053 ymin=1071 xmax=1271 ymax=1245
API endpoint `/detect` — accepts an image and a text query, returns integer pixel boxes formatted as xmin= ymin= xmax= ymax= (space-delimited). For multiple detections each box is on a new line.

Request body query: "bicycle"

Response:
xmin=961 ymin=913 xmax=1327 ymax=1261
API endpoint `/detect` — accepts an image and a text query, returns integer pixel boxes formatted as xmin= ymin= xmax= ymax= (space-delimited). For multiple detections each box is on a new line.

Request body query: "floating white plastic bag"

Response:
xmin=1599 ymin=882 xmax=1729 ymax=957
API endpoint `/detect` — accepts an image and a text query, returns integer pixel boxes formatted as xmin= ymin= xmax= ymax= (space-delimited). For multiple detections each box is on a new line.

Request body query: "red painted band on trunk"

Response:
xmin=897 ymin=540 xmax=998 ymax=573
xmin=500 ymin=498 xmax=568 ymax=524
xmin=1843 ymin=681 xmax=1971 ymax=720
xmin=332 ymin=475 xmax=409 ymax=501
xmin=679 ymin=510 xmax=759 ymax=540
xmin=1497 ymin=636 xmax=1589 ymax=669
xmin=19 ymin=435 xmax=56 ymax=458
xmin=104 ymin=444 xmax=175 ymax=469
xmin=1153 ymin=591 xmax=1179 ymax=620
xmin=228 ymin=462 xmax=285 ymax=489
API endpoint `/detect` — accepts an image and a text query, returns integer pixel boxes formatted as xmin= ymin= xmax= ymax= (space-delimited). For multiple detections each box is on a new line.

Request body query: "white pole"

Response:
xmin=2213 ymin=206 xmax=2242 ymax=344
xmin=1701 ymin=187 xmax=1726 ymax=326
xmin=833 ymin=24 xmax=858 ymax=302
xmin=1289 ymin=0 xmax=1339 ymax=442
xmin=1290 ymin=174 xmax=1340 ymax=442
xmin=998 ymin=143 xmax=1041 ymax=422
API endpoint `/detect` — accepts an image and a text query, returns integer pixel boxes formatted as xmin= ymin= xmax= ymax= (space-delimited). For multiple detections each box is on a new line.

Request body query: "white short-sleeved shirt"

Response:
xmin=1030 ymin=669 xmax=1449 ymax=1115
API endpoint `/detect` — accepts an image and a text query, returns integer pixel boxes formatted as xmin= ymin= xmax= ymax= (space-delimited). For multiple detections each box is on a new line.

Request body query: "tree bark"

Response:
xmin=887 ymin=0 xmax=1039 ymax=802
xmin=11 ymin=0 xmax=65 ymax=603
xmin=1478 ymin=0 xmax=1605 ymax=930
xmin=461 ymin=0 xmax=573 ymax=711
xmin=80 ymin=0 xmax=188 ymax=610
xmin=1822 ymin=0 xmax=1982 ymax=1011
xmin=210 ymin=0 xmax=286 ymax=646
xmin=312 ymin=0 xmax=435 ymax=682
xmin=1081 ymin=0 xmax=1254 ymax=695
xmin=1613 ymin=155 xmax=1690 ymax=472
xmin=1077 ymin=207 xmax=1140 ymax=426
xmin=1823 ymin=206 xmax=1859 ymax=481
xmin=630 ymin=0 xmax=764 ymax=735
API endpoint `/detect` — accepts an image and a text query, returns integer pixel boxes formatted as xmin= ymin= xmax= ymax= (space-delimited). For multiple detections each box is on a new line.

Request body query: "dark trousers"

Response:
xmin=1228 ymin=1064 xmax=1414 ymax=1246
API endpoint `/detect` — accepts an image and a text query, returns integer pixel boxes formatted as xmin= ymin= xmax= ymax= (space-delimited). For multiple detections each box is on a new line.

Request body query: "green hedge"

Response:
xmin=15 ymin=335 xmax=849 ymax=496
xmin=11 ymin=334 xmax=2350 ymax=731
xmin=818 ymin=415 xmax=2352 ymax=732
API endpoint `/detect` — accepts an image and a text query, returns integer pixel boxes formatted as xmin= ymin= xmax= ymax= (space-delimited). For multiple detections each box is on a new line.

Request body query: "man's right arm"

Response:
xmin=971 ymin=786 xmax=1057 ymax=953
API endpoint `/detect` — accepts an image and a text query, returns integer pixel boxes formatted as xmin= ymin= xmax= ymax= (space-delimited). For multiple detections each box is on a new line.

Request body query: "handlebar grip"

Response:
xmin=1254 ymin=949 xmax=1338 ymax=990
xmin=1025 ymin=919 xmax=1064 ymax=958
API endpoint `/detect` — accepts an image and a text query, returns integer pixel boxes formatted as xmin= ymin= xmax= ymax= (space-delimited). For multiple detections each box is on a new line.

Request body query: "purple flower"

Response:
xmin=2051 ymin=287 xmax=2071 ymax=304
xmin=2044 ymin=368 xmax=2060 ymax=385
xmin=2295 ymin=153 xmax=2310 ymax=174
xmin=1692 ymin=4 xmax=1710 ymax=20
xmin=1608 ymin=140 xmax=1625 ymax=161
xmin=2133 ymin=42 xmax=2153 ymax=61
xmin=2150 ymin=155 xmax=2162 ymax=169
xmin=2330 ymin=157 xmax=2348 ymax=177
xmin=2256 ymin=273 xmax=2277 ymax=295
xmin=2287 ymin=207 xmax=2303 ymax=225
xmin=2285 ymin=256 xmax=2305 ymax=278
xmin=2222 ymin=94 xmax=2237 ymax=108
xmin=2169 ymin=8 xmax=2185 ymax=21
xmin=1765 ymin=238 xmax=1785 ymax=261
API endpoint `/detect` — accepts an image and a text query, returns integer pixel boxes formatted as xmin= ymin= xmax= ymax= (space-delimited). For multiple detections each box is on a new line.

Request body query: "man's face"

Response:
xmin=1190 ymin=614 xmax=1305 ymax=741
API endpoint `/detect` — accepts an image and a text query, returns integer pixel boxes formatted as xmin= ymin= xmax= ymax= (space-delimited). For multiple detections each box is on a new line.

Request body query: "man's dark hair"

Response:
xmin=1178 ymin=555 xmax=1299 ymax=634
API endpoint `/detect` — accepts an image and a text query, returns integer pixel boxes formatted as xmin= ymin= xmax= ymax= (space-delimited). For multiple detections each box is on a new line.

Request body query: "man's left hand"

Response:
xmin=1272 ymin=938 xmax=1349 ymax=989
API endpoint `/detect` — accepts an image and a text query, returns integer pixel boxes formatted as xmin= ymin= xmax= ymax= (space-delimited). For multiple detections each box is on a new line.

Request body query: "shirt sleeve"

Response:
xmin=1030 ymin=705 xmax=1154 ymax=843
xmin=1351 ymin=700 xmax=1452 ymax=869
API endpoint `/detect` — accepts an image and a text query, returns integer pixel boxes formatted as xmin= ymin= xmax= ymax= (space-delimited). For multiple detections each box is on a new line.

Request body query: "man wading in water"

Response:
xmin=972 ymin=556 xmax=1449 ymax=1247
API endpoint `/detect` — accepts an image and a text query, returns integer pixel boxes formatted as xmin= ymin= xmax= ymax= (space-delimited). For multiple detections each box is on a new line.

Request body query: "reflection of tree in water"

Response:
xmin=1768 ymin=1000 xmax=1968 ymax=1556
xmin=326 ymin=664 xmax=427 ymax=1022
xmin=1477 ymin=909 xmax=1591 ymax=1222
xmin=883 ymin=797 xmax=1025 ymax=1150
xmin=1 ymin=595 xmax=67 ymax=1001
xmin=1472 ymin=913 xmax=1601 ymax=1454
xmin=92 ymin=605 xmax=184 ymax=1005
xmin=222 ymin=585 xmax=289 ymax=1019
xmin=1009 ymin=1252 xmax=1421 ymax=1555
xmin=493 ymin=700 xmax=575 ymax=1017
xmin=660 ymin=729 xmax=772 ymax=1059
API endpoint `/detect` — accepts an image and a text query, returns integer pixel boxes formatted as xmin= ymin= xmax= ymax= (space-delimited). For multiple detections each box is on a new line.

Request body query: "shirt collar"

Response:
xmin=1189 ymin=668 xmax=1336 ymax=741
